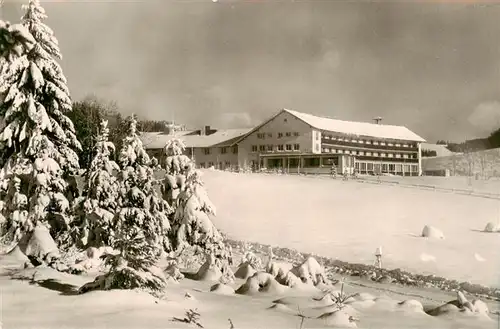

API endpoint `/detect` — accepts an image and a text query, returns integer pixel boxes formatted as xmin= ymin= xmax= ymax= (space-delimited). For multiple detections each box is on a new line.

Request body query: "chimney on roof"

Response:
xmin=373 ymin=116 xmax=383 ymax=125
xmin=204 ymin=125 xmax=211 ymax=135
xmin=164 ymin=123 xmax=173 ymax=134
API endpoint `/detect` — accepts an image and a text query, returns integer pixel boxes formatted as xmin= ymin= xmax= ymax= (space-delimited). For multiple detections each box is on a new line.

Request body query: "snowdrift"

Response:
xmin=421 ymin=225 xmax=445 ymax=239
xmin=235 ymin=272 xmax=288 ymax=296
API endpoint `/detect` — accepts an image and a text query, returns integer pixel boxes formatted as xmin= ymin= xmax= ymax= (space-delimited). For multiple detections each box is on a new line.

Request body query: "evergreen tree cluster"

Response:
xmin=0 ymin=0 xmax=229 ymax=294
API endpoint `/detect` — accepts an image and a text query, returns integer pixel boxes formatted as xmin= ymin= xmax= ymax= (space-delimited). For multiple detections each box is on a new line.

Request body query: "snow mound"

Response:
xmin=234 ymin=262 xmax=257 ymax=279
xmin=474 ymin=253 xmax=486 ymax=262
xmin=397 ymin=299 xmax=424 ymax=313
xmin=317 ymin=309 xmax=357 ymax=328
xmin=194 ymin=253 xmax=222 ymax=282
xmin=472 ymin=299 xmax=489 ymax=315
xmin=289 ymin=256 xmax=326 ymax=286
xmin=426 ymin=291 xmax=490 ymax=318
xmin=350 ymin=292 xmax=376 ymax=301
xmin=311 ymin=293 xmax=336 ymax=307
xmin=210 ymin=283 xmax=235 ymax=295
xmin=483 ymin=222 xmax=499 ymax=233
xmin=235 ymin=272 xmax=287 ymax=296
xmin=18 ymin=225 xmax=59 ymax=262
xmin=347 ymin=299 xmax=376 ymax=309
xmin=275 ymin=271 xmax=313 ymax=290
xmin=421 ymin=225 xmax=445 ymax=239
xmin=267 ymin=303 xmax=297 ymax=314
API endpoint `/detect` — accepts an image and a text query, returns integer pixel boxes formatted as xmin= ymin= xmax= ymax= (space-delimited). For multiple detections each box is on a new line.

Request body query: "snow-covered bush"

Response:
xmin=74 ymin=120 xmax=119 ymax=247
xmin=80 ymin=116 xmax=172 ymax=293
xmin=0 ymin=2 xmax=80 ymax=250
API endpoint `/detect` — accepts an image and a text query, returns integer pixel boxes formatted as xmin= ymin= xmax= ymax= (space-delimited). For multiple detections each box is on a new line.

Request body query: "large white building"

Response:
xmin=142 ymin=108 xmax=426 ymax=176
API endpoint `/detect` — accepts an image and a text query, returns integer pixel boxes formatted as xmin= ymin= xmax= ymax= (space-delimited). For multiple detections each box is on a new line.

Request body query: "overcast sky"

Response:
xmin=2 ymin=0 xmax=500 ymax=142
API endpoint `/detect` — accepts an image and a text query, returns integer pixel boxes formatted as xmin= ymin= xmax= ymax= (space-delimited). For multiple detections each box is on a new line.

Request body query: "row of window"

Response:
xmin=251 ymin=144 xmax=300 ymax=153
xmin=355 ymin=162 xmax=419 ymax=173
xmin=257 ymin=132 xmax=300 ymax=139
xmin=199 ymin=161 xmax=232 ymax=169
xmin=203 ymin=145 xmax=238 ymax=155
xmin=322 ymin=134 xmax=417 ymax=148
xmin=322 ymin=147 xmax=417 ymax=159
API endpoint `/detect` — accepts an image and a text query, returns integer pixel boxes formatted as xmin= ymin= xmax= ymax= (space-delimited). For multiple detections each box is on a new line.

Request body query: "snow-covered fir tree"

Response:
xmin=0 ymin=2 xmax=80 ymax=249
xmin=161 ymin=138 xmax=191 ymax=206
xmin=0 ymin=21 xmax=34 ymax=238
xmin=163 ymin=138 xmax=230 ymax=265
xmin=85 ymin=116 xmax=172 ymax=292
xmin=74 ymin=120 xmax=119 ymax=247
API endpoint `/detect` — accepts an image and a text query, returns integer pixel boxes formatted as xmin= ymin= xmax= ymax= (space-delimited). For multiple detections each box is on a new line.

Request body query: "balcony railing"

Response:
xmin=322 ymin=140 xmax=419 ymax=154
xmin=321 ymin=137 xmax=419 ymax=151
xmin=353 ymin=155 xmax=419 ymax=163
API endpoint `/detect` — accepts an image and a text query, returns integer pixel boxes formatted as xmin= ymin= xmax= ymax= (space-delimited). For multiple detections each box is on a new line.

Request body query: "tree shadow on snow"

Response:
xmin=181 ymin=271 xmax=198 ymax=281
xmin=36 ymin=279 xmax=79 ymax=296
xmin=12 ymin=275 xmax=79 ymax=296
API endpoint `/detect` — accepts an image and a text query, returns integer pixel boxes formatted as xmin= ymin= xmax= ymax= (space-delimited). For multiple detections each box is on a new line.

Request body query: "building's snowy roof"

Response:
xmin=141 ymin=131 xmax=193 ymax=148
xmin=141 ymin=128 xmax=251 ymax=149
xmin=421 ymin=143 xmax=454 ymax=157
xmin=284 ymin=109 xmax=426 ymax=142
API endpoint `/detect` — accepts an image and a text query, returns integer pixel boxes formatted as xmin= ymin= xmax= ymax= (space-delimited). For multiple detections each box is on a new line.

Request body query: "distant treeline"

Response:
xmin=436 ymin=127 xmax=500 ymax=153
xmin=67 ymin=95 xmax=184 ymax=169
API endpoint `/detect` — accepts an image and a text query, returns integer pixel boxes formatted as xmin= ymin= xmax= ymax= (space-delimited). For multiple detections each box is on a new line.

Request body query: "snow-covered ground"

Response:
xmin=201 ymin=170 xmax=500 ymax=288
xmin=359 ymin=174 xmax=500 ymax=195
xmin=1 ymin=251 xmax=498 ymax=329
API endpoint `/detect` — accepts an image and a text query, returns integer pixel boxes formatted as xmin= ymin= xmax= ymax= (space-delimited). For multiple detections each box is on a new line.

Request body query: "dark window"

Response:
xmin=322 ymin=157 xmax=338 ymax=166
xmin=286 ymin=144 xmax=292 ymax=151
xmin=293 ymin=144 xmax=300 ymax=151
xmin=304 ymin=157 xmax=320 ymax=168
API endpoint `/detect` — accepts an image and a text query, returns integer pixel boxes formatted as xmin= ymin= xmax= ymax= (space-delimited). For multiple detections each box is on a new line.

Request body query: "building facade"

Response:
xmin=142 ymin=109 xmax=425 ymax=176
xmin=141 ymin=127 xmax=249 ymax=171
xmin=234 ymin=109 xmax=426 ymax=176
